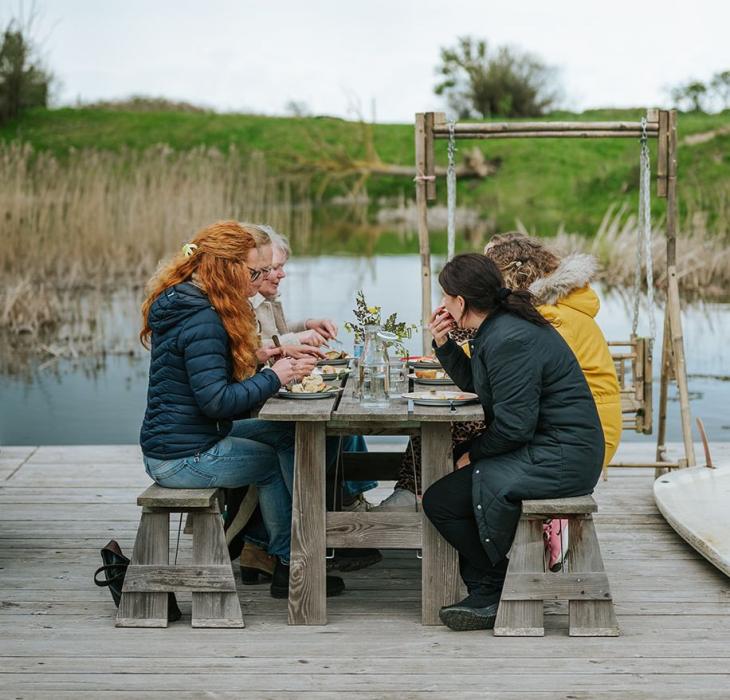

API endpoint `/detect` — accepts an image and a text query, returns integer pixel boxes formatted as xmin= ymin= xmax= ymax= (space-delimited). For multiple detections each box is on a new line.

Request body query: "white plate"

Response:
xmin=401 ymin=390 xmax=478 ymax=407
xmin=408 ymin=373 xmax=454 ymax=386
xmin=278 ymin=388 xmax=342 ymax=400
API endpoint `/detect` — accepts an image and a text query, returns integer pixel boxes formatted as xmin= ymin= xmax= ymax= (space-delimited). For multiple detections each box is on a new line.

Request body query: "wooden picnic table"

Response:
xmin=258 ymin=375 xmax=485 ymax=625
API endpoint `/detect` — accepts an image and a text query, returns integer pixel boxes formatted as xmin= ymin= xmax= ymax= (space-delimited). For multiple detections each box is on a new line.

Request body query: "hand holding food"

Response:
xmin=291 ymin=356 xmax=318 ymax=379
xmin=429 ymin=305 xmax=456 ymax=347
xmin=271 ymin=357 xmax=297 ymax=386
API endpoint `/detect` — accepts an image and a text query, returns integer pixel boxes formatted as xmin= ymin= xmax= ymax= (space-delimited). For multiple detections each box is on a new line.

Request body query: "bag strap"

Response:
xmin=93 ymin=564 xmax=126 ymax=588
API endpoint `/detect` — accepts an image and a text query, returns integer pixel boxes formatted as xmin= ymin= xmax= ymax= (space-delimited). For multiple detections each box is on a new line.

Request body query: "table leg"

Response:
xmin=421 ymin=422 xmax=461 ymax=625
xmin=288 ymin=421 xmax=327 ymax=625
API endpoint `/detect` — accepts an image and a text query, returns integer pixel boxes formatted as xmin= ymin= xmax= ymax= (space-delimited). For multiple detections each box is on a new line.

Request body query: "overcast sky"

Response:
xmin=11 ymin=0 xmax=729 ymax=122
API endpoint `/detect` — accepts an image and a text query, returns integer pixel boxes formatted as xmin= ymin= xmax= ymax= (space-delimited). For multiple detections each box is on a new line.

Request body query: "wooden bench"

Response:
xmin=116 ymin=484 xmax=243 ymax=628
xmin=494 ymin=495 xmax=619 ymax=637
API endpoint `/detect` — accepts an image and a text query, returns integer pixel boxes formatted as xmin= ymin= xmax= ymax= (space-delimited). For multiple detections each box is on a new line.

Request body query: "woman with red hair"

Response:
xmin=139 ymin=220 xmax=345 ymax=597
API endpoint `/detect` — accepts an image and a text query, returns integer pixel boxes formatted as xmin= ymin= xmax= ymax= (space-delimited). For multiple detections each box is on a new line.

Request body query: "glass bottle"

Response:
xmin=358 ymin=325 xmax=391 ymax=407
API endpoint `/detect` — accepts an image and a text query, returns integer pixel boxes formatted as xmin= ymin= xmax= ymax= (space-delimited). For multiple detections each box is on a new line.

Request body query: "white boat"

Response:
xmin=653 ymin=460 xmax=730 ymax=577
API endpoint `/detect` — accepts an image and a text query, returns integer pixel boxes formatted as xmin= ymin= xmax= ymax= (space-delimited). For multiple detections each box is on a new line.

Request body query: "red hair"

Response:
xmin=140 ymin=220 xmax=262 ymax=380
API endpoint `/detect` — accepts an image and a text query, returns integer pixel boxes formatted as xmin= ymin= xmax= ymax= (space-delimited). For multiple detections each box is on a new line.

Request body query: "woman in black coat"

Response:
xmin=422 ymin=254 xmax=604 ymax=631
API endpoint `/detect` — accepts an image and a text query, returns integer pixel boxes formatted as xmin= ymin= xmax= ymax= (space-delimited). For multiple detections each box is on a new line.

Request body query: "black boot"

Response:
xmin=328 ymin=548 xmax=383 ymax=572
xmin=438 ymin=590 xmax=500 ymax=631
xmin=270 ymin=558 xmax=346 ymax=599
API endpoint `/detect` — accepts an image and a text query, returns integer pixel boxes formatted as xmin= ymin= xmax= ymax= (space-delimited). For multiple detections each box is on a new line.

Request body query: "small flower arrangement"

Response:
xmin=344 ymin=290 xmax=417 ymax=357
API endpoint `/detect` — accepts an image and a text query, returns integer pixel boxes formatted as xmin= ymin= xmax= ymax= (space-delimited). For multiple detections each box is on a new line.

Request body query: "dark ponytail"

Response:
xmin=438 ymin=254 xmax=549 ymax=326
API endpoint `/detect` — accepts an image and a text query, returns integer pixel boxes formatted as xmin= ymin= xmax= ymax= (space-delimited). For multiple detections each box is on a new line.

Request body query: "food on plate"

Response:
xmin=414 ymin=369 xmax=447 ymax=380
xmin=323 ymin=350 xmax=349 ymax=360
xmin=289 ymin=375 xmax=338 ymax=394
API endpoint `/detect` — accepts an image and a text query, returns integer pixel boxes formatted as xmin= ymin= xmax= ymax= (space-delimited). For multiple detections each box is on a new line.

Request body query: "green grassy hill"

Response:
xmin=2 ymin=107 xmax=729 ymax=235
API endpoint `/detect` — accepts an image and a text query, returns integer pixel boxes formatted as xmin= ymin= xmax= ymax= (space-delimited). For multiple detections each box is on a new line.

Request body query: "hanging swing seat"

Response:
xmin=608 ymin=337 xmax=653 ymax=434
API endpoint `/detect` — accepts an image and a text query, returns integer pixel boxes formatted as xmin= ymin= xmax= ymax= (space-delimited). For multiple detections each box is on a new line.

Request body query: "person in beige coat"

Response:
xmin=252 ymin=226 xmax=338 ymax=347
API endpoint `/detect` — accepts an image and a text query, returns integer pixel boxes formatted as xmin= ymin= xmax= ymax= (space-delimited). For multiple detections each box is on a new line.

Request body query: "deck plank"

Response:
xmin=0 ymin=443 xmax=729 ymax=697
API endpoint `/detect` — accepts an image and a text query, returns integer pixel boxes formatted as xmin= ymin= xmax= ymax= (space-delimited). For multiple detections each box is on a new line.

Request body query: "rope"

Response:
xmin=446 ymin=120 xmax=457 ymax=261
xmin=639 ymin=118 xmax=656 ymax=340
xmin=632 ymin=117 xmax=656 ymax=340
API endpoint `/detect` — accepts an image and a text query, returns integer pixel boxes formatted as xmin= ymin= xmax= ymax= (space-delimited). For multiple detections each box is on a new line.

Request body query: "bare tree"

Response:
xmin=710 ymin=70 xmax=730 ymax=111
xmin=434 ymin=37 xmax=561 ymax=118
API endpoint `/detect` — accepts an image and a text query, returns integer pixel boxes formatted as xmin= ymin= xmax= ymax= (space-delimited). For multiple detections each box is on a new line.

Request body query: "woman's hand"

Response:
xmin=455 ymin=452 xmax=471 ymax=469
xmin=297 ymin=329 xmax=328 ymax=347
xmin=270 ymin=357 xmax=297 ymax=386
xmin=429 ymin=306 xmax=456 ymax=347
xmin=256 ymin=346 xmax=282 ymax=364
xmin=291 ymin=356 xmax=318 ymax=380
xmin=281 ymin=344 xmax=326 ymax=359
xmin=306 ymin=318 xmax=338 ymax=340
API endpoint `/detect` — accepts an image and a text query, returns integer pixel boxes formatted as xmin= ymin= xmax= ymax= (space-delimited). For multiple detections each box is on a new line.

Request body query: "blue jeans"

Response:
xmin=143 ymin=424 xmax=294 ymax=560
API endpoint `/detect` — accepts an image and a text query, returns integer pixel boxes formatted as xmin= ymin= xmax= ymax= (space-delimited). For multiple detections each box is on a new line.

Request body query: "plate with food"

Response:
xmin=316 ymin=350 xmax=351 ymax=367
xmin=278 ymin=375 xmax=343 ymax=399
xmin=400 ymin=390 xmax=479 ymax=407
xmin=408 ymin=369 xmax=454 ymax=386
xmin=407 ymin=355 xmax=442 ymax=370
xmin=313 ymin=365 xmax=351 ymax=381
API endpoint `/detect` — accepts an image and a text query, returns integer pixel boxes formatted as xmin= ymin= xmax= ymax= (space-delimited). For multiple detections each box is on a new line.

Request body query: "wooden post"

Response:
xmin=421 ymin=422 xmax=460 ymax=624
xmin=656 ymin=110 xmax=669 ymax=198
xmin=288 ymin=421 xmax=328 ymax=625
xmin=667 ymin=267 xmax=696 ymax=467
xmin=415 ymin=113 xmax=432 ymax=354
xmin=655 ymin=308 xmax=672 ymax=477
xmin=424 ymin=112 xmax=437 ymax=201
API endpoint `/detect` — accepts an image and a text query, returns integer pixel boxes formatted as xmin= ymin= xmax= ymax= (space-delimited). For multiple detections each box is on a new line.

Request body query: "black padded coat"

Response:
xmin=435 ymin=310 xmax=604 ymax=564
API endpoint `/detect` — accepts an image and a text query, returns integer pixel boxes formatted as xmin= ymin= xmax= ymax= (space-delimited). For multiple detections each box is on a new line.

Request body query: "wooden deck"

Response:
xmin=1 ymin=441 xmax=730 ymax=699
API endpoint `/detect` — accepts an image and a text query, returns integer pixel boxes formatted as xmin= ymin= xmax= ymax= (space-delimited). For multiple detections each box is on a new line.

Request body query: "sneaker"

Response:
xmin=438 ymin=592 xmax=500 ymax=631
xmin=270 ymin=558 xmax=345 ymax=599
xmin=371 ymin=487 xmax=418 ymax=512
xmin=341 ymin=493 xmax=375 ymax=512
xmin=328 ymin=548 xmax=383 ymax=572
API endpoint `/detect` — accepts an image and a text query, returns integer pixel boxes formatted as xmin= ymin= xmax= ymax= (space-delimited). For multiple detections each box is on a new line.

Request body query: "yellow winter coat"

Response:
xmin=530 ymin=256 xmax=622 ymax=467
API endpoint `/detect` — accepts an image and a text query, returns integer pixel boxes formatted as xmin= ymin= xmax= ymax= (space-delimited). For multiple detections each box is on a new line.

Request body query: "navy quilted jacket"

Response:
xmin=140 ymin=283 xmax=281 ymax=459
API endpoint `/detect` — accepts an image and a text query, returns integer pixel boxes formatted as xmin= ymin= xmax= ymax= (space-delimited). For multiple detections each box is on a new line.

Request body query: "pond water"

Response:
xmin=2 ymin=255 xmax=729 ymax=446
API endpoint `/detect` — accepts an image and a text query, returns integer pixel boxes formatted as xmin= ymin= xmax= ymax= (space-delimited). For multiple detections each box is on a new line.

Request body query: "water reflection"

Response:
xmin=1 ymin=255 xmax=728 ymax=445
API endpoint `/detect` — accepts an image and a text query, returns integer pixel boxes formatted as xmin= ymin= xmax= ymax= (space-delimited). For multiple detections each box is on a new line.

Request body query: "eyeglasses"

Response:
xmin=248 ymin=266 xmax=272 ymax=281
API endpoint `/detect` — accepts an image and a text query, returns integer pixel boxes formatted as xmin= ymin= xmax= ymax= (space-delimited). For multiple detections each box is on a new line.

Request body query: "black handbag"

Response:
xmin=94 ymin=539 xmax=181 ymax=621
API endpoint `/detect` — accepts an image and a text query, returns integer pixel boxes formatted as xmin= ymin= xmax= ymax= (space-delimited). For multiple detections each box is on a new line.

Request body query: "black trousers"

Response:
xmin=422 ymin=464 xmax=508 ymax=596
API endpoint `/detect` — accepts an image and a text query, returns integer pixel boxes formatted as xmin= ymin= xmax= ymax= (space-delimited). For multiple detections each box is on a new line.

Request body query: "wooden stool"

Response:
xmin=494 ymin=495 xmax=619 ymax=637
xmin=116 ymin=484 xmax=243 ymax=628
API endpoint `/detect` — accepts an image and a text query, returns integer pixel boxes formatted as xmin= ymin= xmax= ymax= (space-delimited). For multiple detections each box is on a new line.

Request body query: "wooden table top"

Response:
xmin=258 ymin=373 xmax=485 ymax=424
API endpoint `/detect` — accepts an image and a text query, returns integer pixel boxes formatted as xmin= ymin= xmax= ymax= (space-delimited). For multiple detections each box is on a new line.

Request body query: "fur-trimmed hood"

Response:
xmin=528 ymin=253 xmax=598 ymax=306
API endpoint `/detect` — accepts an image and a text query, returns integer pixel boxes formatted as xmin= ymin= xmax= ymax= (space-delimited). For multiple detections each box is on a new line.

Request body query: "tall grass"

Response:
xmin=0 ymin=142 xmax=311 ymax=288
xmin=546 ymin=203 xmax=730 ymax=299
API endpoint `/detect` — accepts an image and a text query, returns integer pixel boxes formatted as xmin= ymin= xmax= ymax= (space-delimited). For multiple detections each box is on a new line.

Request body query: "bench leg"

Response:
xmin=116 ymin=511 xmax=170 ymax=627
xmin=494 ymin=518 xmax=545 ymax=636
xmin=568 ymin=517 xmax=619 ymax=637
xmin=191 ymin=511 xmax=244 ymax=628
xmin=289 ymin=421 xmax=327 ymax=625
xmin=421 ymin=422 xmax=461 ymax=625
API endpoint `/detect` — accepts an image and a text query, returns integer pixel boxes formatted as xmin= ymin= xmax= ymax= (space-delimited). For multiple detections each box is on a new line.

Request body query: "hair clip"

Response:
xmin=182 ymin=243 xmax=198 ymax=257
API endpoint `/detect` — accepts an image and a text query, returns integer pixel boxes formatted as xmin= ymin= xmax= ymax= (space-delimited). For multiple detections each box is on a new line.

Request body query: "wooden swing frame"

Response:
xmin=413 ymin=109 xmax=695 ymax=474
